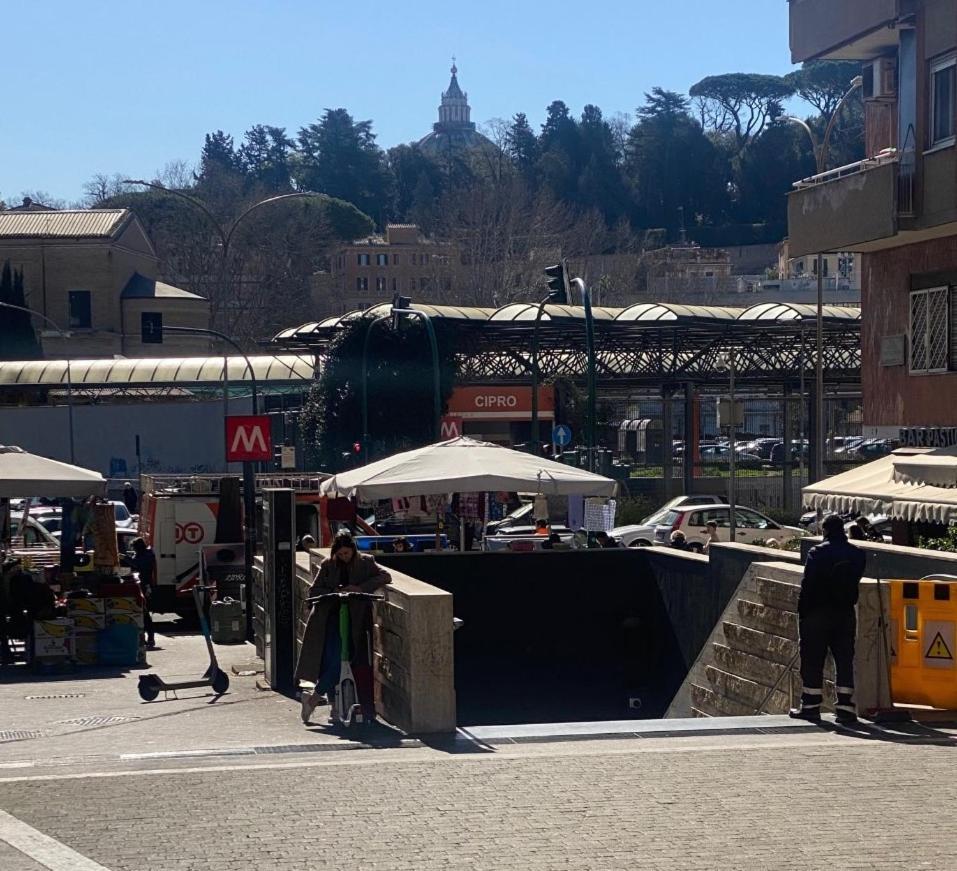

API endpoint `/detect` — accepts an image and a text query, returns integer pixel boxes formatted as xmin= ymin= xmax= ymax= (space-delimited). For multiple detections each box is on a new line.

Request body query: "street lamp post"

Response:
xmin=122 ymin=180 xmax=327 ymax=334
xmin=717 ymin=351 xmax=737 ymax=541
xmin=361 ymin=303 xmax=442 ymax=465
xmin=0 ymin=302 xmax=75 ymax=464
xmin=785 ymin=76 xmax=863 ymax=485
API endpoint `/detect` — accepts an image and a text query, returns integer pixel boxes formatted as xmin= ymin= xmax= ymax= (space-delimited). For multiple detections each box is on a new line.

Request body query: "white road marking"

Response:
xmin=0 ymin=808 xmax=112 ymax=871
xmin=0 ymin=733 xmax=860 ymax=785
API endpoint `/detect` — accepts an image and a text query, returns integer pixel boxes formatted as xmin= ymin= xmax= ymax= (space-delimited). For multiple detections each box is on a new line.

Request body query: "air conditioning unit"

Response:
xmin=864 ymin=57 xmax=897 ymax=100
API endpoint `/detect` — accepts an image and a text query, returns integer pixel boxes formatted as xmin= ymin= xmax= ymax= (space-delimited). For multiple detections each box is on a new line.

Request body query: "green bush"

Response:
xmin=918 ymin=525 xmax=957 ymax=553
xmin=615 ymin=497 xmax=658 ymax=526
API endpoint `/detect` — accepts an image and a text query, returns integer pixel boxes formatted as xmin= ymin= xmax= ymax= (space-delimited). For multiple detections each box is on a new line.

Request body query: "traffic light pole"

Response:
xmin=571 ymin=277 xmax=597 ymax=472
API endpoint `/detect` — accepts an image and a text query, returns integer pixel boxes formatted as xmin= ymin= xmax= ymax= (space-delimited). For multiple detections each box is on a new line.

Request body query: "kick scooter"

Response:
xmin=137 ymin=584 xmax=229 ymax=701
xmin=307 ymin=591 xmax=382 ymax=728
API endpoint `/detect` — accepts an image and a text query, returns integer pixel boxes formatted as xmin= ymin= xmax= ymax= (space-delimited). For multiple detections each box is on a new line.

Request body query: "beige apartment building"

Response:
xmin=311 ymin=224 xmax=457 ymax=316
xmin=0 ymin=205 xmax=210 ymax=358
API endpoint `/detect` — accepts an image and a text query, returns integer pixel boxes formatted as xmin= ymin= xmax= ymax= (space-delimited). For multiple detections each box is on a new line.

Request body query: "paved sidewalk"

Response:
xmin=1 ymin=730 xmax=956 ymax=870
xmin=0 ymin=616 xmax=347 ymax=765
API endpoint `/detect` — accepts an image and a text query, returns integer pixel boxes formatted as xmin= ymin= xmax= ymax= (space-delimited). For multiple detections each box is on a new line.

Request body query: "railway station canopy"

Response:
xmin=273 ymin=300 xmax=861 ymax=388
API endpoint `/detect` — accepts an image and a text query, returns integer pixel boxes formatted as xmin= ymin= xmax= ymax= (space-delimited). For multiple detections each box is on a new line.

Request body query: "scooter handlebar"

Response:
xmin=305 ymin=592 xmax=385 ymax=605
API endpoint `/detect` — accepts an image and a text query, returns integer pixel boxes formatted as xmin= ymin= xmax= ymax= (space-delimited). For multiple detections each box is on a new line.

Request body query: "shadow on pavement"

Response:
xmin=820 ymin=719 xmax=957 ymax=746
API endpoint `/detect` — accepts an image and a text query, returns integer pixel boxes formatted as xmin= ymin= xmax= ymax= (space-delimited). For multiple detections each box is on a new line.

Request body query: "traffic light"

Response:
xmin=543 ymin=263 xmax=569 ymax=304
xmin=141 ymin=312 xmax=163 ymax=344
xmin=392 ymin=294 xmax=413 ymax=329
xmin=352 ymin=442 xmax=362 ymax=454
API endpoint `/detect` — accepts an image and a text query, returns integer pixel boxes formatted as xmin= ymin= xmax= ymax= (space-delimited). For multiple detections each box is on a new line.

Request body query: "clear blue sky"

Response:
xmin=2 ymin=0 xmax=795 ymax=204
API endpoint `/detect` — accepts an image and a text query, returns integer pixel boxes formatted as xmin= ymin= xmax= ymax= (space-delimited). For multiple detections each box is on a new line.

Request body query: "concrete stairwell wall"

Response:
xmin=669 ymin=559 xmax=892 ymax=719
xmin=668 ymin=561 xmax=805 ymax=718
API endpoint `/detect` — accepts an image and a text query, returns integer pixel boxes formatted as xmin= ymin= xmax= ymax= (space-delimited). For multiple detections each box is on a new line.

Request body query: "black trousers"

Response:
xmin=798 ymin=607 xmax=856 ymax=711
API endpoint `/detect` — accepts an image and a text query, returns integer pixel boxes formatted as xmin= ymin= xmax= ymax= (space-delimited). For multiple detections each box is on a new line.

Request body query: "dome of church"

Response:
xmin=417 ymin=62 xmax=498 ymax=163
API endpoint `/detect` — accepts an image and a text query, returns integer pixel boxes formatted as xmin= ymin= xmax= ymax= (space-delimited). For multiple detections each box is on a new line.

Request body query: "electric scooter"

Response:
xmin=137 ymin=584 xmax=229 ymax=701
xmin=307 ymin=591 xmax=382 ymax=728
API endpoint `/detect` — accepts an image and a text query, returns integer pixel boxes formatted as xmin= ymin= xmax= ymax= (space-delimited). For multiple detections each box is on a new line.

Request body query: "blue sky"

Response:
xmin=3 ymin=0 xmax=795 ymax=203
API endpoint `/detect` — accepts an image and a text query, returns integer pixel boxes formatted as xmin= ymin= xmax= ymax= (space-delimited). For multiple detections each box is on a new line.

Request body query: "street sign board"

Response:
xmin=226 ymin=415 xmax=272 ymax=462
xmin=553 ymin=424 xmax=572 ymax=447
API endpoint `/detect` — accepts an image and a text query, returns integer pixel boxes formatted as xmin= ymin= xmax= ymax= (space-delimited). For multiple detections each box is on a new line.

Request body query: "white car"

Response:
xmin=653 ymin=504 xmax=805 ymax=550
xmin=610 ymin=495 xmax=727 ymax=547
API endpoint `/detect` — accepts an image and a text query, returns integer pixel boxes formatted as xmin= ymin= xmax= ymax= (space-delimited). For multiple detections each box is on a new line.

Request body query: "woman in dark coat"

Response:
xmin=295 ymin=532 xmax=390 ymax=723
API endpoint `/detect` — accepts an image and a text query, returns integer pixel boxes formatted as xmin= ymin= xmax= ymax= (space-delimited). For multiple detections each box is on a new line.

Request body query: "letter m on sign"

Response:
xmin=440 ymin=416 xmax=463 ymax=440
xmin=226 ymin=415 xmax=272 ymax=462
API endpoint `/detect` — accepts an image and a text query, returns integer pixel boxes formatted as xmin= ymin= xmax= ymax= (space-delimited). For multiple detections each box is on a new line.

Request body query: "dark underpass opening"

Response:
xmin=376 ymin=549 xmax=719 ymax=726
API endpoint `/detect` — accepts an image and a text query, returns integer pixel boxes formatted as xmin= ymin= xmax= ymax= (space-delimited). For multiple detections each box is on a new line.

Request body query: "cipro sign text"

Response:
xmin=474 ymin=394 xmax=518 ymax=408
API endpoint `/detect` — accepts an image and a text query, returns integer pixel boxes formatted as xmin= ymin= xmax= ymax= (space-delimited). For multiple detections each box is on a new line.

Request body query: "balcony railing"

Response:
xmin=792 ymin=148 xmax=899 ymax=191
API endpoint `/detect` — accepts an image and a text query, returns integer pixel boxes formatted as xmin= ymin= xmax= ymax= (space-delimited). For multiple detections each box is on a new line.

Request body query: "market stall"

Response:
xmin=1 ymin=445 xmax=145 ymax=670
xmin=320 ymin=437 xmax=617 ymax=551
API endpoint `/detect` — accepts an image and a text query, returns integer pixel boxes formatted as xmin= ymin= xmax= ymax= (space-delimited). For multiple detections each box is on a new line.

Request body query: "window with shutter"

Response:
xmin=910 ymin=287 xmax=949 ymax=373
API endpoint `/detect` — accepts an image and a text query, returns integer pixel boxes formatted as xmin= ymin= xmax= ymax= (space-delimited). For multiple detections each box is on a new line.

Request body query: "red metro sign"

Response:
xmin=226 ymin=415 xmax=272 ymax=462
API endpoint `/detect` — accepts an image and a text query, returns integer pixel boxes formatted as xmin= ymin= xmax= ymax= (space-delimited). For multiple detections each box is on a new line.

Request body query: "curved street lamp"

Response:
xmin=785 ymin=75 xmax=863 ymax=485
xmin=0 ymin=302 xmax=75 ymax=463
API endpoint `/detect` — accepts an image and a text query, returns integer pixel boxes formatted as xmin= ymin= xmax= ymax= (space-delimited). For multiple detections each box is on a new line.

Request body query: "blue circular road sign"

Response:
xmin=552 ymin=424 xmax=572 ymax=447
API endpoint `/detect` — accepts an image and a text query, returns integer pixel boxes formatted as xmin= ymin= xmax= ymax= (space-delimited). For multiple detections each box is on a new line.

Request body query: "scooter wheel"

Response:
xmin=211 ymin=669 xmax=230 ymax=695
xmin=138 ymin=675 xmax=161 ymax=702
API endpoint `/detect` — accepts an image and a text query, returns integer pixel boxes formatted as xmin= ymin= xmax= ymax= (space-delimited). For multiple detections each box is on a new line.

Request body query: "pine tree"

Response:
xmin=0 ymin=260 xmax=41 ymax=360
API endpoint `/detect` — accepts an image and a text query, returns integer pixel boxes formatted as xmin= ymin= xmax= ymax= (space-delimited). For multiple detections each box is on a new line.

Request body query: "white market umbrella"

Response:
xmin=0 ymin=445 xmax=107 ymax=499
xmin=320 ymin=437 xmax=617 ymax=501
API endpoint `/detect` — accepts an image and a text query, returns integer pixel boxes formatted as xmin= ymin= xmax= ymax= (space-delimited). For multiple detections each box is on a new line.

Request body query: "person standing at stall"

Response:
xmin=122 ymin=537 xmax=156 ymax=649
xmin=122 ymin=482 xmax=138 ymax=516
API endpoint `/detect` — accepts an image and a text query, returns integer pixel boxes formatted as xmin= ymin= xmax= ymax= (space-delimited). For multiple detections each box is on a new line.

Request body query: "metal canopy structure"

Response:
xmin=273 ymin=301 xmax=861 ymax=389
xmin=0 ymin=354 xmax=315 ymax=390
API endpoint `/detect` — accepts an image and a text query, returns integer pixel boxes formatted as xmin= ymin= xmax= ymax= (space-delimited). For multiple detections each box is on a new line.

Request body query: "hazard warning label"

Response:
xmin=923 ymin=621 xmax=956 ymax=669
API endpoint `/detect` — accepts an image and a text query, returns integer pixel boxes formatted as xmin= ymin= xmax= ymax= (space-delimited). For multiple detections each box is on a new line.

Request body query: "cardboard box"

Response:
xmin=105 ymin=597 xmax=142 ymax=615
xmin=73 ymin=632 xmax=98 ymax=665
xmin=67 ymin=598 xmax=105 ymax=616
xmin=34 ymin=618 xmax=74 ymax=639
xmin=71 ymin=613 xmax=106 ymax=631
xmin=106 ymin=612 xmax=144 ymax=629
xmin=34 ymin=636 xmax=74 ymax=658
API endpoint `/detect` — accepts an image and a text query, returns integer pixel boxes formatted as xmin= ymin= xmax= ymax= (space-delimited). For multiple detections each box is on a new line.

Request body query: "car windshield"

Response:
xmin=658 ymin=510 xmax=681 ymax=527
xmin=114 ymin=503 xmax=131 ymax=521
xmin=640 ymin=507 xmax=671 ymax=526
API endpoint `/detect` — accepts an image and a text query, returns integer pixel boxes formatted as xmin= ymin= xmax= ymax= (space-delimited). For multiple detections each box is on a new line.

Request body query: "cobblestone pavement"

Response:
xmin=1 ymin=730 xmax=956 ymax=870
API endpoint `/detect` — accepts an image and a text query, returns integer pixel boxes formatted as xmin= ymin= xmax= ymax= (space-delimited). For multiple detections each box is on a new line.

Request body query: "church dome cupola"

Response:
xmin=435 ymin=58 xmax=475 ymax=131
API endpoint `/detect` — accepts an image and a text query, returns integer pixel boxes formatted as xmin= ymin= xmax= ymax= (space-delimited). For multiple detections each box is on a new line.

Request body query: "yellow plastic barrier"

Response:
xmin=890 ymin=576 xmax=957 ymax=709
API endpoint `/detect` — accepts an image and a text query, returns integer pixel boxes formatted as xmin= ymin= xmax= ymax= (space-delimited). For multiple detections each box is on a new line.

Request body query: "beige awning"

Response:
xmin=803 ymin=445 xmax=957 ymax=525
xmin=320 ymin=437 xmax=617 ymax=501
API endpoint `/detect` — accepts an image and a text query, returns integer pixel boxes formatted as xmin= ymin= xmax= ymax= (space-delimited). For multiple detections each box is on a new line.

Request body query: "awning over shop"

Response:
xmin=803 ymin=445 xmax=957 ymax=525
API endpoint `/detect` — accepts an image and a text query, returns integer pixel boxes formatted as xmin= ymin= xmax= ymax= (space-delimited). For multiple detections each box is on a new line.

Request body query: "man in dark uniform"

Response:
xmin=790 ymin=514 xmax=867 ymax=724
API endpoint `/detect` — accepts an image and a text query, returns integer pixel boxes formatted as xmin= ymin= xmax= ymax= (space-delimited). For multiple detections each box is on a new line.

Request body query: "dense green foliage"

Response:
xmin=299 ymin=316 xmax=458 ymax=471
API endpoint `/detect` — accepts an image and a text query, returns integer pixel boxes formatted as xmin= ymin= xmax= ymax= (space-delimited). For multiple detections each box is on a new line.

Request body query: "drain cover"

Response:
xmin=55 ymin=716 xmax=139 ymax=728
xmin=0 ymin=730 xmax=44 ymax=742
xmin=25 ymin=693 xmax=86 ymax=700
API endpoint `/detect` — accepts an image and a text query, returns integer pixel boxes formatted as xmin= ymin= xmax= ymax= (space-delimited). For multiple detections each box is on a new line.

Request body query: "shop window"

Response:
xmin=376 ymin=253 xmax=388 ymax=266
xmin=356 ymin=277 xmax=368 ymax=292
xmin=930 ymin=55 xmax=956 ymax=147
xmin=68 ymin=290 xmax=92 ymax=329
xmin=909 ymin=287 xmax=949 ymax=373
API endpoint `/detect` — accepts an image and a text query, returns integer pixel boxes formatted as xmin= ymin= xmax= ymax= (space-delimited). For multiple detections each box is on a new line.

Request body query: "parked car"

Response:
xmin=653 ymin=504 xmax=805 ymax=550
xmin=484 ymin=526 xmax=575 ymax=551
xmin=10 ymin=513 xmax=61 ymax=547
xmin=769 ymin=441 xmax=810 ymax=465
xmin=698 ymin=444 xmax=765 ymax=468
xmin=610 ymin=495 xmax=727 ymax=547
